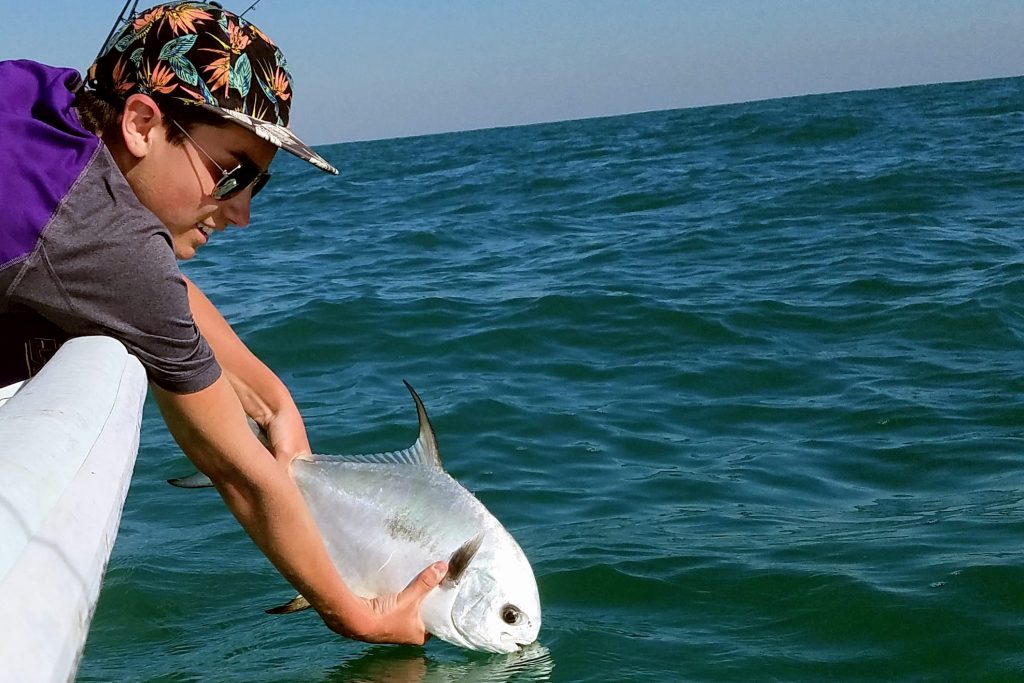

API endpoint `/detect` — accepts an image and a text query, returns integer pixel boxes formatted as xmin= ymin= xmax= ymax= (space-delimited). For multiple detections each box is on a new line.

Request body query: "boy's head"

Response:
xmin=77 ymin=1 xmax=336 ymax=259
xmin=83 ymin=1 xmax=337 ymax=175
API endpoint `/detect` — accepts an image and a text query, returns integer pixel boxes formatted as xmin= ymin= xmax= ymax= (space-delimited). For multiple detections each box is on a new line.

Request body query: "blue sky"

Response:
xmin=2 ymin=1 xmax=1021 ymax=145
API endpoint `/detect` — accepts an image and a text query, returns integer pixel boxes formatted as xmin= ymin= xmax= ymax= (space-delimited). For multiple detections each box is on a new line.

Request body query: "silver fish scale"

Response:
xmin=292 ymin=459 xmax=504 ymax=597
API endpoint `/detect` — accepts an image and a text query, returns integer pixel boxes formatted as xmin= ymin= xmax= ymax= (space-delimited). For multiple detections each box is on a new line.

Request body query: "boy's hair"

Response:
xmin=73 ymin=89 xmax=227 ymax=146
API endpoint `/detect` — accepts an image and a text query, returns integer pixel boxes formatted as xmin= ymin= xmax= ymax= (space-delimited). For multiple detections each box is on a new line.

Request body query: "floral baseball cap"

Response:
xmin=85 ymin=1 xmax=337 ymax=174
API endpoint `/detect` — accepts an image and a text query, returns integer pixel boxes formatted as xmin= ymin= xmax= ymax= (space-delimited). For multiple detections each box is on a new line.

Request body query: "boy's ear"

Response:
xmin=120 ymin=94 xmax=164 ymax=159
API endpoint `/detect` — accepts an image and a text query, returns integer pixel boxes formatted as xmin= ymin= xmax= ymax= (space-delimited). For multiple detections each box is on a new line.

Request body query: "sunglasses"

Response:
xmin=170 ymin=119 xmax=271 ymax=201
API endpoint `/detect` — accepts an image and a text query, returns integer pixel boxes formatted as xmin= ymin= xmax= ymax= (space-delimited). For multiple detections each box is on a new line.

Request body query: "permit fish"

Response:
xmin=171 ymin=382 xmax=541 ymax=653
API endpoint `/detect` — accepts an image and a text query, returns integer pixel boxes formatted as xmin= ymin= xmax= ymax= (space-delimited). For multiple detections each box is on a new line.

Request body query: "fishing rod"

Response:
xmin=94 ymin=0 xmax=267 ymax=65
xmin=94 ymin=0 xmax=139 ymax=64
xmin=239 ymin=0 xmax=265 ymax=18
xmin=94 ymin=0 xmax=266 ymax=59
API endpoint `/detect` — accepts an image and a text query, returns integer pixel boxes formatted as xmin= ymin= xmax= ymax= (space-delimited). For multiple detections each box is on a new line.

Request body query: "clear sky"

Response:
xmin=2 ymin=1 xmax=1021 ymax=145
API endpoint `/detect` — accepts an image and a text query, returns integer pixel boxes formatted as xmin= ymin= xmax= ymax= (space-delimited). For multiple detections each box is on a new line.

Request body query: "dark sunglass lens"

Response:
xmin=212 ymin=176 xmax=241 ymax=200
xmin=251 ymin=172 xmax=271 ymax=198
xmin=213 ymin=164 xmax=261 ymax=200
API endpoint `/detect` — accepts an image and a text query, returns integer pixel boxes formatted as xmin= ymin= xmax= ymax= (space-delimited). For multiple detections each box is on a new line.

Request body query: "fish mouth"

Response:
xmin=497 ymin=634 xmax=537 ymax=653
xmin=450 ymin=623 xmax=521 ymax=654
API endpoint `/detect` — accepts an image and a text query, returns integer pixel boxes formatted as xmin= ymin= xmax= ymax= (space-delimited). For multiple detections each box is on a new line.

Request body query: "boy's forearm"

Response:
xmin=152 ymin=377 xmax=373 ymax=638
xmin=183 ymin=275 xmax=310 ymax=457
xmin=211 ymin=450 xmax=374 ymax=637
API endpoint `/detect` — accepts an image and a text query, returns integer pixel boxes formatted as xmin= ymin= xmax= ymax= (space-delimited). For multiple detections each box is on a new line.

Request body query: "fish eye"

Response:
xmin=500 ymin=604 xmax=521 ymax=625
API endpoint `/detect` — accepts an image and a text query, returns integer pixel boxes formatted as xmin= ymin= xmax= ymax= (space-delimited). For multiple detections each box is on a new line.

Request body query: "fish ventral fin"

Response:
xmin=307 ymin=381 xmax=443 ymax=470
xmin=265 ymin=594 xmax=312 ymax=615
xmin=443 ymin=533 xmax=485 ymax=587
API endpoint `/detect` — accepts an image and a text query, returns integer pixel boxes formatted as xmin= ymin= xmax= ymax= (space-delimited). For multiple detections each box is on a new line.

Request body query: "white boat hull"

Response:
xmin=0 ymin=336 xmax=147 ymax=682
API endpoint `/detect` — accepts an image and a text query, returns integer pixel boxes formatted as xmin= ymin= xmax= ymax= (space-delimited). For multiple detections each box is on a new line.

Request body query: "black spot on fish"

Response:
xmin=384 ymin=514 xmax=427 ymax=545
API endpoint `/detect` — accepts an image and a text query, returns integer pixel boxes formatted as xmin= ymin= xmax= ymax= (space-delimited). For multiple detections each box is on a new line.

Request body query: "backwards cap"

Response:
xmin=85 ymin=1 xmax=337 ymax=174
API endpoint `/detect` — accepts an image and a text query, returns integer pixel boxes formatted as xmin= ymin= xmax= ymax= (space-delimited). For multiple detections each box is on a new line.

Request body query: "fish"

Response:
xmin=170 ymin=382 xmax=541 ymax=653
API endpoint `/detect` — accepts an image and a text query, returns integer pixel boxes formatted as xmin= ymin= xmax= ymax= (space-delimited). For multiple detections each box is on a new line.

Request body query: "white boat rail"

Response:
xmin=0 ymin=336 xmax=147 ymax=683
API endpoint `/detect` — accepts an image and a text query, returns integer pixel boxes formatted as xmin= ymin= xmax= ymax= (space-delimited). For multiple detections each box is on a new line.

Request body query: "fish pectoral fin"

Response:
xmin=443 ymin=533 xmax=485 ymax=587
xmin=265 ymin=595 xmax=312 ymax=615
xmin=167 ymin=472 xmax=215 ymax=488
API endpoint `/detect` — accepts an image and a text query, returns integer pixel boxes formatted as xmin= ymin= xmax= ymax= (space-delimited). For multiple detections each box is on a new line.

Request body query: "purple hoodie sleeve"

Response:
xmin=0 ymin=60 xmax=99 ymax=269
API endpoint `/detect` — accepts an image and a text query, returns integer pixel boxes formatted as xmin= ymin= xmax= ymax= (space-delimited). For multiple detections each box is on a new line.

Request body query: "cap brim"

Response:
xmin=201 ymin=104 xmax=339 ymax=175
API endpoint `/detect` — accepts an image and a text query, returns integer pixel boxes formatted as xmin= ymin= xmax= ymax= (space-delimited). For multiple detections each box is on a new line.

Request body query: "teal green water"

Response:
xmin=78 ymin=76 xmax=1024 ymax=682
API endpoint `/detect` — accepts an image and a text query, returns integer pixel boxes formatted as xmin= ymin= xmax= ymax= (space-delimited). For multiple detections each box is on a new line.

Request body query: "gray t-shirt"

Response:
xmin=0 ymin=62 xmax=221 ymax=393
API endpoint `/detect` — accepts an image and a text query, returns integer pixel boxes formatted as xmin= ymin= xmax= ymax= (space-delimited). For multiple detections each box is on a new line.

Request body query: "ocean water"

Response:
xmin=77 ymin=76 xmax=1024 ymax=682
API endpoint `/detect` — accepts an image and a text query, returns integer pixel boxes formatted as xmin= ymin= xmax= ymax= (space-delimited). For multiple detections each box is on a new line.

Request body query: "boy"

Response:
xmin=0 ymin=1 xmax=444 ymax=644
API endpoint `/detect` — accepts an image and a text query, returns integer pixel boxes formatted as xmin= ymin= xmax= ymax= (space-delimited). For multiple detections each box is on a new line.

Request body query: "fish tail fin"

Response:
xmin=167 ymin=472 xmax=215 ymax=488
xmin=169 ymin=416 xmax=268 ymax=488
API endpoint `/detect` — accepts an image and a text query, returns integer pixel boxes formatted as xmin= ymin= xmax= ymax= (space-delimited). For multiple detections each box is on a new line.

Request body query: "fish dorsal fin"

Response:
xmin=307 ymin=381 xmax=443 ymax=470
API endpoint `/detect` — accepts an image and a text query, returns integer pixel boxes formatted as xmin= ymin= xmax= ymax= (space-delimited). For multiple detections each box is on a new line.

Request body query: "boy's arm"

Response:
xmin=183 ymin=275 xmax=308 ymax=461
xmin=171 ymin=277 xmax=446 ymax=643
xmin=152 ymin=376 xmax=446 ymax=643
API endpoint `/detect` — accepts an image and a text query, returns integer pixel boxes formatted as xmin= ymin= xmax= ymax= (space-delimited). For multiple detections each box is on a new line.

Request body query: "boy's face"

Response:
xmin=132 ymin=117 xmax=278 ymax=260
